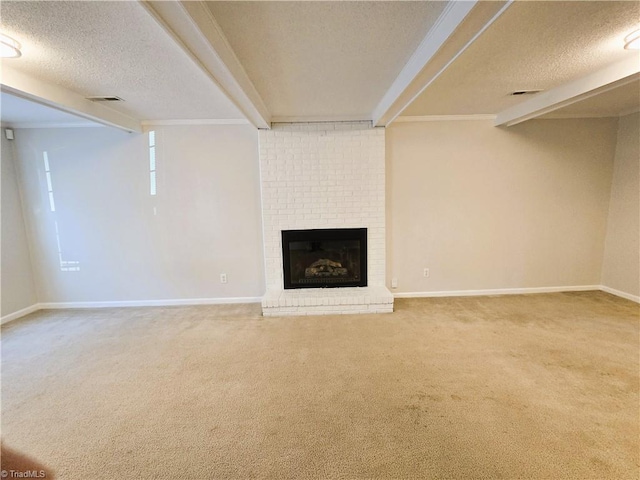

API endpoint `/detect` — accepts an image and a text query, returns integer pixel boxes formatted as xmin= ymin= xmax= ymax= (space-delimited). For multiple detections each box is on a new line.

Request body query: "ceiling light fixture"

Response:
xmin=0 ymin=33 xmax=21 ymax=58
xmin=624 ymin=29 xmax=640 ymax=50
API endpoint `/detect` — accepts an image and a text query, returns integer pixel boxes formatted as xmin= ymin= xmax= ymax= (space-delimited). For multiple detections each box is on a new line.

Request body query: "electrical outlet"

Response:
xmin=220 ymin=273 xmax=227 ymax=284
xmin=391 ymin=277 xmax=398 ymax=289
xmin=423 ymin=268 xmax=430 ymax=278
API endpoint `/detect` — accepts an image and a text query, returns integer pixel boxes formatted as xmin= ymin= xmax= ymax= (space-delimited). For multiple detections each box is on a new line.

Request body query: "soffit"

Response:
xmin=543 ymin=79 xmax=640 ymax=118
xmin=0 ymin=91 xmax=98 ymax=126
xmin=207 ymin=1 xmax=448 ymax=120
xmin=0 ymin=1 xmax=244 ymax=121
xmin=402 ymin=1 xmax=640 ymax=116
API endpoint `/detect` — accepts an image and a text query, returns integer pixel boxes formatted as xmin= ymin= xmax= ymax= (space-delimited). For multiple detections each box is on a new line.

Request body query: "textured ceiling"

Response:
xmin=0 ymin=1 xmax=637 ymax=125
xmin=0 ymin=1 xmax=244 ymax=121
xmin=0 ymin=92 xmax=97 ymax=126
xmin=402 ymin=1 xmax=640 ymax=116
xmin=208 ymin=1 xmax=447 ymax=120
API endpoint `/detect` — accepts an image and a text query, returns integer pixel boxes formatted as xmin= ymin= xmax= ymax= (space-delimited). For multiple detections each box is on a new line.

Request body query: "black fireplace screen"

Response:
xmin=282 ymin=228 xmax=367 ymax=289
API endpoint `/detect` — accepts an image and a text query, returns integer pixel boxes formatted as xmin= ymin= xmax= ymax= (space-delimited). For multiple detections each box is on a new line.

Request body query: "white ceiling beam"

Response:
xmin=495 ymin=56 xmax=640 ymax=127
xmin=372 ymin=0 xmax=512 ymax=127
xmin=141 ymin=0 xmax=271 ymax=129
xmin=1 ymin=65 xmax=142 ymax=133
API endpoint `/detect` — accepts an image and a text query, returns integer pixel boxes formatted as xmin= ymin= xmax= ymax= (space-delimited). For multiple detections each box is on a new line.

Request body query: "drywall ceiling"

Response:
xmin=207 ymin=1 xmax=448 ymax=121
xmin=1 ymin=1 xmax=637 ymax=127
xmin=401 ymin=0 xmax=640 ymax=116
xmin=0 ymin=91 xmax=98 ymax=127
xmin=0 ymin=0 xmax=244 ymax=121
xmin=542 ymin=79 xmax=640 ymax=118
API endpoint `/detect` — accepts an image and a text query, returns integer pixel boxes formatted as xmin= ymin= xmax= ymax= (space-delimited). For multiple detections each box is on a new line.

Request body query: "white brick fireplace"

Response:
xmin=259 ymin=121 xmax=393 ymax=316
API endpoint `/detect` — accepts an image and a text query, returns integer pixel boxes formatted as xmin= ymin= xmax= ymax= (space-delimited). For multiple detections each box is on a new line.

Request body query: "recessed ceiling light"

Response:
xmin=624 ymin=29 xmax=640 ymax=50
xmin=0 ymin=33 xmax=21 ymax=58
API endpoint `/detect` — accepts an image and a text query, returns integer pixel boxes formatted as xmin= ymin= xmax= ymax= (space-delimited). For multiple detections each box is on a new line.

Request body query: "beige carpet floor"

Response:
xmin=1 ymin=291 xmax=638 ymax=479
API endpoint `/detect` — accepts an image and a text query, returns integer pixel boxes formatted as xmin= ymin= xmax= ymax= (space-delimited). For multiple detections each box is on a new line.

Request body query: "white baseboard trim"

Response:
xmin=38 ymin=297 xmax=262 ymax=309
xmin=4 ymin=287 xmax=636 ymax=325
xmin=393 ymin=285 xmax=600 ymax=299
xmin=1 ymin=297 xmax=262 ymax=325
xmin=599 ymin=286 xmax=640 ymax=304
xmin=1 ymin=304 xmax=40 ymax=325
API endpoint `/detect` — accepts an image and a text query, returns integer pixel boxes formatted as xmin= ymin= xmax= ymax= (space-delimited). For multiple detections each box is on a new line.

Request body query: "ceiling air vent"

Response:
xmin=510 ymin=90 xmax=542 ymax=96
xmin=86 ymin=96 xmax=124 ymax=102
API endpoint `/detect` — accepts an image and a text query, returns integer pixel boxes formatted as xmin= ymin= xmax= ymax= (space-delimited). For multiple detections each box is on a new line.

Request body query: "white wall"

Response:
xmin=8 ymin=116 xmax=631 ymax=307
xmin=1 ymin=132 xmax=38 ymax=317
xmin=386 ymin=118 xmax=618 ymax=294
xmin=13 ymin=124 xmax=264 ymax=304
xmin=601 ymin=112 xmax=640 ymax=300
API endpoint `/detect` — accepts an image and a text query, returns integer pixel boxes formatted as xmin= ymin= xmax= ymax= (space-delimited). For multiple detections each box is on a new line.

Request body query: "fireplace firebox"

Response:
xmin=282 ymin=228 xmax=367 ymax=289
